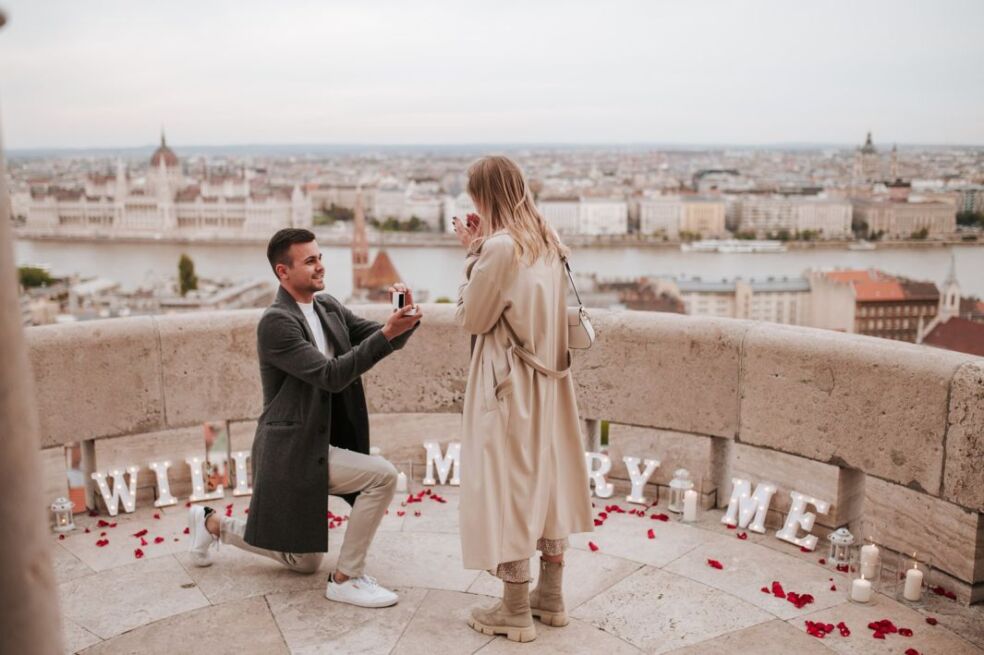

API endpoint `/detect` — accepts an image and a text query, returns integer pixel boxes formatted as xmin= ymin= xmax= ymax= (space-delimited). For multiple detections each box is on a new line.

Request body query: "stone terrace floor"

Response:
xmin=54 ymin=487 xmax=984 ymax=655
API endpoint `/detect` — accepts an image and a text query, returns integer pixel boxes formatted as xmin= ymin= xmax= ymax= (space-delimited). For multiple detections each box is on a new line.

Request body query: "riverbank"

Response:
xmin=12 ymin=226 xmax=980 ymax=250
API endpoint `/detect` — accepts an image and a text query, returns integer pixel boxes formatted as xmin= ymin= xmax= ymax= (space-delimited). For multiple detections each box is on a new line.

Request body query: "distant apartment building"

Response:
xmin=308 ymin=183 xmax=366 ymax=214
xmin=638 ymin=196 xmax=727 ymax=238
xmin=537 ymin=196 xmax=628 ymax=235
xmin=668 ymin=276 xmax=811 ymax=324
xmin=578 ymin=197 xmax=629 ymax=235
xmin=734 ymin=195 xmax=852 ymax=238
xmin=852 ymin=199 xmax=956 ymax=239
xmin=954 ymin=186 xmax=984 ymax=213
xmin=538 ymin=195 xmax=581 ymax=234
xmin=24 ymin=134 xmax=312 ymax=236
xmin=808 ymin=269 xmax=939 ymax=342
xmin=373 ymin=179 xmax=405 ymax=221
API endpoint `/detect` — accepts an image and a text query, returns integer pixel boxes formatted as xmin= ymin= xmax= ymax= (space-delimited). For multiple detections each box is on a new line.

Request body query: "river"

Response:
xmin=14 ymin=239 xmax=984 ymax=301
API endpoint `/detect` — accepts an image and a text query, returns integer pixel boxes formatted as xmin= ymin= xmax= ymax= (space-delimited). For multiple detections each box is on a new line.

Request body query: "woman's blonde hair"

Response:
xmin=467 ymin=155 xmax=569 ymax=263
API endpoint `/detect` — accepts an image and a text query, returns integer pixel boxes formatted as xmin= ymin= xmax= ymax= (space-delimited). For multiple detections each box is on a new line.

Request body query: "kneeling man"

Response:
xmin=187 ymin=228 xmax=421 ymax=608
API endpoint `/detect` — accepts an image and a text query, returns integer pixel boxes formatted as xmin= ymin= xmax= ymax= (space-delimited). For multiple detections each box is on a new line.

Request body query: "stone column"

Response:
xmin=0 ymin=10 xmax=65 ymax=648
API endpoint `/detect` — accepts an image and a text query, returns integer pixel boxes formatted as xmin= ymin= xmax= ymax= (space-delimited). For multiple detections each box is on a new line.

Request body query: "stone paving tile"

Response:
xmin=915 ymin=593 xmax=984 ymax=651
xmin=79 ymin=596 xmax=289 ymax=655
xmin=266 ymin=586 xmax=428 ymax=655
xmin=50 ymin=542 xmax=96 ymax=584
xmin=663 ymin=618 xmax=832 ymax=655
xmin=568 ymin=508 xmax=734 ymax=568
xmin=399 ymin=492 xmax=461 ymax=535
xmin=663 ymin=539 xmax=847 ymax=620
xmin=62 ymin=617 xmax=101 ymax=655
xmin=571 ymin=566 xmax=773 ymax=655
xmin=58 ymin=555 xmax=210 ymax=639
xmin=365 ymin=531 xmax=481 ymax=592
xmin=174 ymin=542 xmax=329 ymax=605
xmin=391 ymin=589 xmax=496 ymax=655
xmin=795 ymin=597 xmax=984 ymax=654
xmin=467 ymin=546 xmax=643 ymax=611
xmin=476 ymin=616 xmax=645 ymax=654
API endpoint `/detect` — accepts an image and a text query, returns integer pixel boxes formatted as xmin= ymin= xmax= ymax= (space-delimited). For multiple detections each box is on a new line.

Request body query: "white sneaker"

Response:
xmin=325 ymin=574 xmax=398 ymax=608
xmin=187 ymin=506 xmax=218 ymax=567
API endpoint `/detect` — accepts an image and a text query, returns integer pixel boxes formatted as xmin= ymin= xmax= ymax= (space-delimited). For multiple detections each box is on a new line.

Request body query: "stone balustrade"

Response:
xmin=25 ymin=304 xmax=984 ymax=603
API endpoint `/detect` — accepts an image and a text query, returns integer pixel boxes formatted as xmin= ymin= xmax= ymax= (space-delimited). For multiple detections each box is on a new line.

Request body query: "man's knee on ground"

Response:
xmin=288 ymin=554 xmax=324 ymax=575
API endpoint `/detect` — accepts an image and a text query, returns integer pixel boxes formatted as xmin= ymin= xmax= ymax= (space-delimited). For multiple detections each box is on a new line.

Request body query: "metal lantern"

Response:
xmin=827 ymin=527 xmax=855 ymax=569
xmin=668 ymin=468 xmax=694 ymax=513
xmin=51 ymin=497 xmax=76 ymax=533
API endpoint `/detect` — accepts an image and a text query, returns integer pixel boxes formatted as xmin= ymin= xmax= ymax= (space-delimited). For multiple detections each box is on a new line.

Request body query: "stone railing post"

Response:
xmin=0 ymin=9 xmax=65 ymax=651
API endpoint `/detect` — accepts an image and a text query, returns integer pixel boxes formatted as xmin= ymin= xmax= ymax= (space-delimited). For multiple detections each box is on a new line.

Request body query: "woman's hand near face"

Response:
xmin=452 ymin=214 xmax=480 ymax=248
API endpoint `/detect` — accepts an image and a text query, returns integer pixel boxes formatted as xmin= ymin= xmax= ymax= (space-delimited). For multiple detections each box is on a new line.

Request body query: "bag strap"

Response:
xmin=562 ymin=257 xmax=584 ymax=307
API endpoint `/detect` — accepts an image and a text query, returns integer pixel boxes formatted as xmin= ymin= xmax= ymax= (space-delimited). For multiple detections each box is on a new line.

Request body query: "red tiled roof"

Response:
xmin=362 ymin=250 xmax=401 ymax=290
xmin=853 ymin=280 xmax=905 ymax=301
xmin=823 ymin=269 xmax=938 ymax=302
xmin=923 ymin=317 xmax=984 ymax=357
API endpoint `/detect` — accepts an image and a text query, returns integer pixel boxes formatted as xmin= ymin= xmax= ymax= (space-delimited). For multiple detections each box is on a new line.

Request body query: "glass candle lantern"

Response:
xmin=827 ymin=527 xmax=856 ymax=571
xmin=668 ymin=468 xmax=694 ymax=514
xmin=51 ymin=497 xmax=76 ymax=533
xmin=896 ymin=552 xmax=932 ymax=607
xmin=847 ymin=552 xmax=875 ymax=605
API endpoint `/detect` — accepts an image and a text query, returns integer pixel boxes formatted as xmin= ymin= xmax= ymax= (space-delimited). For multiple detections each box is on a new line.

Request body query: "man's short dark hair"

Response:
xmin=267 ymin=228 xmax=316 ymax=274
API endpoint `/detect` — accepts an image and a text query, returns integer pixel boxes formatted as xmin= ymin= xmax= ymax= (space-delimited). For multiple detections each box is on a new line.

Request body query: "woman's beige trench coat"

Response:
xmin=456 ymin=232 xmax=594 ymax=571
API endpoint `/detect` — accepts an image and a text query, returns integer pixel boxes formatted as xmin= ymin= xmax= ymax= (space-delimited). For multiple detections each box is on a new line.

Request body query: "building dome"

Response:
xmin=150 ymin=131 xmax=179 ymax=168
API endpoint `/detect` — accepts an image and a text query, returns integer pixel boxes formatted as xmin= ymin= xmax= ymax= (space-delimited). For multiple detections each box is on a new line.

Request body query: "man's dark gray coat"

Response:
xmin=244 ymin=286 xmax=414 ymax=553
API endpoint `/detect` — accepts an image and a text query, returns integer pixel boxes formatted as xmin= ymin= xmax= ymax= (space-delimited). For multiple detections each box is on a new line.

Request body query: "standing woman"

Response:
xmin=453 ymin=156 xmax=593 ymax=643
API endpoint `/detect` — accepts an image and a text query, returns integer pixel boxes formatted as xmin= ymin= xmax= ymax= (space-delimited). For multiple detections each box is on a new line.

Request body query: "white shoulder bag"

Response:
xmin=563 ymin=258 xmax=595 ymax=350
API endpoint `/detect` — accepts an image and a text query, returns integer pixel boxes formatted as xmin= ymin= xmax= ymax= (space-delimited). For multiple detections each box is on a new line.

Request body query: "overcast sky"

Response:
xmin=1 ymin=0 xmax=982 ymax=149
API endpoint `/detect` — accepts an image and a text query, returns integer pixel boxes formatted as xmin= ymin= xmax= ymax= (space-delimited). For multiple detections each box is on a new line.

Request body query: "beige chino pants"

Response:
xmin=220 ymin=446 xmax=398 ymax=578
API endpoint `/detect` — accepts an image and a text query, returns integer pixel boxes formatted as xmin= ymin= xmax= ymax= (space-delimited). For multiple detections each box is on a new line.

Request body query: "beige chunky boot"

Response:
xmin=530 ymin=559 xmax=568 ymax=626
xmin=467 ymin=581 xmax=536 ymax=642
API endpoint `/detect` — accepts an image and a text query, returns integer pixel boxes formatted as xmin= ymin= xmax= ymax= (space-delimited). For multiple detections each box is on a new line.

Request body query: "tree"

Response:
xmin=178 ymin=254 xmax=198 ymax=296
xmin=910 ymin=228 xmax=929 ymax=240
xmin=18 ymin=266 xmax=54 ymax=288
xmin=956 ymin=211 xmax=984 ymax=227
xmin=434 ymin=296 xmax=453 ymax=303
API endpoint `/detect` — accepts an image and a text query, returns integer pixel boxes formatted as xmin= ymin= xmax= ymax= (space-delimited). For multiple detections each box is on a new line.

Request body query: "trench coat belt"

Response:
xmin=494 ymin=343 xmax=571 ymax=400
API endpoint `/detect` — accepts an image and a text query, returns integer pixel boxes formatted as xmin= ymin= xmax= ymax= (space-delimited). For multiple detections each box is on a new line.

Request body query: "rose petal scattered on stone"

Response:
xmin=134 ymin=548 xmax=144 ymax=559
xmin=647 ymin=529 xmax=655 ymax=540
xmin=737 ymin=532 xmax=748 ymax=540
xmin=905 ymin=649 xmax=921 ymax=655
xmin=154 ymin=536 xmax=164 ymax=544
xmin=898 ymin=628 xmax=913 ymax=637
xmin=588 ymin=541 xmax=599 ymax=552
xmin=707 ymin=559 xmax=724 ymax=570
xmin=132 ymin=529 xmax=148 ymax=538
xmin=153 ymin=513 xmax=160 ymax=520
xmin=58 ymin=534 xmax=65 ymax=540
xmin=139 ymin=537 xmax=148 ymax=546
xmin=925 ymin=617 xmax=938 ymax=626
xmin=96 ymin=539 xmax=109 ymax=547
xmin=182 ymin=527 xmax=189 ymax=534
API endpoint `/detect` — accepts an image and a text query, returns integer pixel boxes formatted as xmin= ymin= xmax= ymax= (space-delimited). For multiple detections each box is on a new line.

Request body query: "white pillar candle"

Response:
xmin=682 ymin=489 xmax=698 ymax=522
xmin=903 ymin=566 xmax=924 ymax=601
xmin=851 ymin=577 xmax=872 ymax=603
xmin=860 ymin=543 xmax=880 ymax=579
xmin=396 ymin=471 xmax=408 ymax=493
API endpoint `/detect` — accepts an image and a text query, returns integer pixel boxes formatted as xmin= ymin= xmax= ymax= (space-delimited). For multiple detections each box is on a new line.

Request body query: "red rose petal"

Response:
xmin=588 ymin=541 xmax=599 ymax=552
xmin=706 ymin=559 xmax=724 ymax=570
xmin=140 ymin=537 xmax=148 ymax=546
xmin=109 ymin=522 xmax=117 ymax=527
xmin=396 ymin=511 xmax=405 ymax=517
xmin=96 ymin=539 xmax=109 ymax=547
xmin=737 ymin=532 xmax=748 ymax=540
xmin=830 ymin=584 xmax=837 ymax=591
xmin=153 ymin=513 xmax=161 ymax=520
xmin=899 ymin=628 xmax=913 ymax=637
xmin=925 ymin=617 xmax=938 ymax=626
xmin=818 ymin=558 xmax=826 ymax=565
xmin=134 ymin=548 xmax=144 ymax=559
xmin=594 ymin=519 xmax=604 ymax=527
xmin=154 ymin=536 xmax=164 ymax=544
xmin=771 ymin=581 xmax=786 ymax=598
xmin=97 ymin=519 xmax=110 ymax=528
xmin=724 ymin=523 xmax=736 ymax=530
xmin=413 ymin=511 xmax=421 ymax=517
xmin=84 ymin=527 xmax=91 ymax=534
xmin=182 ymin=527 xmax=190 ymax=534
xmin=132 ymin=529 xmax=148 ymax=538
xmin=100 ymin=531 xmax=106 ymax=537
xmin=651 ymin=513 xmax=669 ymax=522
xmin=761 ymin=586 xmax=771 ymax=594
xmin=905 ymin=649 xmax=921 ymax=655
xmin=185 ymin=501 xmax=192 ymax=508
xmin=58 ymin=534 xmax=65 ymax=540
xmin=647 ymin=528 xmax=655 ymax=540
xmin=800 ymin=546 xmax=812 ymax=552
xmin=873 ymin=631 xmax=885 ymax=639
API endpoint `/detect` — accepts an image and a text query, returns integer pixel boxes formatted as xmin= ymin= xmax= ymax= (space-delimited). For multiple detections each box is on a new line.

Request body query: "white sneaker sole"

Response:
xmin=325 ymin=586 xmax=398 ymax=608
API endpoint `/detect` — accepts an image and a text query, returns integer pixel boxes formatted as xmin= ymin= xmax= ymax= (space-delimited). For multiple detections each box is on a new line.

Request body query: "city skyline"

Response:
xmin=2 ymin=1 xmax=983 ymax=149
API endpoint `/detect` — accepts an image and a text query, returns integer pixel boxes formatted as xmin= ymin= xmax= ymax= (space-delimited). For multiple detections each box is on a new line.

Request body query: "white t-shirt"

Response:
xmin=297 ymin=301 xmax=335 ymax=358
